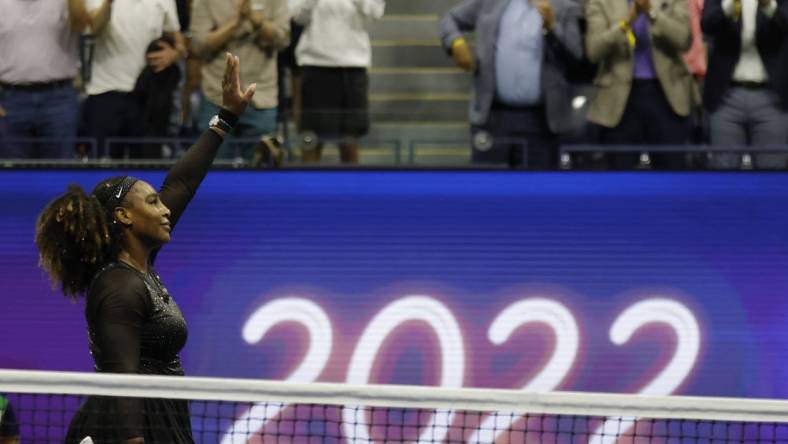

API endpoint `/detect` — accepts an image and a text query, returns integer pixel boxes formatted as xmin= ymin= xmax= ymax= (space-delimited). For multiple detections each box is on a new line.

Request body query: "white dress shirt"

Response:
xmin=0 ymin=0 xmax=79 ymax=84
xmin=722 ymin=0 xmax=777 ymax=82
xmin=290 ymin=0 xmax=385 ymax=67
xmin=85 ymin=0 xmax=180 ymax=95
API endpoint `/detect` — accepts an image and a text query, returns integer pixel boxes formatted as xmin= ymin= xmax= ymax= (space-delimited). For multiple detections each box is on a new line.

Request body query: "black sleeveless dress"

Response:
xmin=65 ymin=129 xmax=223 ymax=444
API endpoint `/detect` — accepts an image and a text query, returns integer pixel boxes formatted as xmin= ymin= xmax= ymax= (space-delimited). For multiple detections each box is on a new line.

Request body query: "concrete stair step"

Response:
xmin=372 ymin=43 xmax=454 ymax=68
xmin=284 ymin=145 xmax=470 ymax=166
xmin=282 ymin=123 xmax=470 ymax=165
xmin=364 ymin=122 xmax=470 ymax=165
xmin=384 ymin=0 xmax=461 ymax=15
xmin=369 ymin=68 xmax=470 ymax=94
xmin=366 ymin=121 xmax=467 ymax=140
xmin=369 ymin=93 xmax=469 ymax=121
xmin=370 ymin=15 xmax=440 ymax=41
xmin=408 ymin=144 xmax=471 ymax=165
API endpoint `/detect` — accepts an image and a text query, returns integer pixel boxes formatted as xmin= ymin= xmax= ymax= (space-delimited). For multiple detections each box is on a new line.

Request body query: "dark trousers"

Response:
xmin=83 ymin=91 xmax=141 ymax=159
xmin=0 ymin=83 xmax=78 ymax=159
xmin=471 ymin=102 xmax=558 ymax=169
xmin=708 ymin=86 xmax=788 ymax=169
xmin=600 ymin=79 xmax=690 ymax=169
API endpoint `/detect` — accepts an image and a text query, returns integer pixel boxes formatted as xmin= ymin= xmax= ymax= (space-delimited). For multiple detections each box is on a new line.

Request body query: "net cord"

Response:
xmin=0 ymin=369 xmax=786 ymax=423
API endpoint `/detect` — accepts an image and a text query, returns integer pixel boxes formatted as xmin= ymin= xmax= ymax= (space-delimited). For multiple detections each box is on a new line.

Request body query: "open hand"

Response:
xmin=222 ymin=53 xmax=256 ymax=116
xmin=147 ymin=41 xmax=180 ymax=73
xmin=537 ymin=0 xmax=555 ymax=30
xmin=239 ymin=0 xmax=252 ymax=19
xmin=635 ymin=0 xmax=651 ymax=14
xmin=451 ymin=40 xmax=475 ymax=72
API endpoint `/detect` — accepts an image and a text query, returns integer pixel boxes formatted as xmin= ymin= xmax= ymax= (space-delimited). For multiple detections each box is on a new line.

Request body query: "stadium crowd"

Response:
xmin=0 ymin=0 xmax=786 ymax=169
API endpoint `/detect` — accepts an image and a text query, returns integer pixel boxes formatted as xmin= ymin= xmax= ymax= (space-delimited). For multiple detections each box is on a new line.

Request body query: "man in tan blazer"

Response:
xmin=585 ymin=0 xmax=698 ymax=168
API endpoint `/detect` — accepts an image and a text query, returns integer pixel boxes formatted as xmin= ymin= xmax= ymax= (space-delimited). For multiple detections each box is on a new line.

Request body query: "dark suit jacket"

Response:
xmin=438 ymin=0 xmax=583 ymax=133
xmin=701 ymin=0 xmax=788 ymax=112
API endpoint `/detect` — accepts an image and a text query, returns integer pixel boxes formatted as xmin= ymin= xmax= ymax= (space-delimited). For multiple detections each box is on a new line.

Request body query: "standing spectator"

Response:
xmin=178 ymin=0 xmax=204 ymax=136
xmin=702 ymin=0 xmax=788 ymax=169
xmin=291 ymin=0 xmax=385 ymax=164
xmin=277 ymin=20 xmax=305 ymax=144
xmin=0 ymin=0 xmax=90 ymax=159
xmin=181 ymin=55 xmax=204 ymax=135
xmin=135 ymin=35 xmax=183 ymax=158
xmin=586 ymin=0 xmax=699 ymax=169
xmin=439 ymin=0 xmax=583 ymax=169
xmin=684 ymin=0 xmax=708 ymax=78
xmin=83 ymin=0 xmax=186 ymax=159
xmin=0 ymin=395 xmax=19 ymax=444
xmin=684 ymin=0 xmax=707 ymax=148
xmin=191 ymin=0 xmax=289 ymax=163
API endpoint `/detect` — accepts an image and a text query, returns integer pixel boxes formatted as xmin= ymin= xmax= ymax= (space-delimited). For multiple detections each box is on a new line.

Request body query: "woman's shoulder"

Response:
xmin=90 ymin=262 xmax=142 ymax=287
xmin=86 ymin=263 xmax=152 ymax=317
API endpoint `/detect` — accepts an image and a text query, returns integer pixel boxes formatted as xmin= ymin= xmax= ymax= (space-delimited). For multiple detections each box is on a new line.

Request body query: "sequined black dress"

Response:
xmin=65 ymin=130 xmax=223 ymax=444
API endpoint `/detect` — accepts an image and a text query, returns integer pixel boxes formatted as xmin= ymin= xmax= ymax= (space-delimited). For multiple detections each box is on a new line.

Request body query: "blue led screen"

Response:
xmin=2 ymin=171 xmax=787 ymax=403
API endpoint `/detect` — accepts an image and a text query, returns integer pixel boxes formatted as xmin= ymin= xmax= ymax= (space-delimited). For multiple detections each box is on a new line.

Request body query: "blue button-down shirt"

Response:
xmin=494 ymin=0 xmax=545 ymax=106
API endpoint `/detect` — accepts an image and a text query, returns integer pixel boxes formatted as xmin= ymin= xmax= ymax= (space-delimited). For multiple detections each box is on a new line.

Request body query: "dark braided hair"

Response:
xmin=35 ymin=176 xmax=138 ymax=299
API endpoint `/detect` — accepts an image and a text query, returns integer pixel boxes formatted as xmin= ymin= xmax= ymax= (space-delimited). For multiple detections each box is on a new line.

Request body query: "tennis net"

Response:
xmin=1 ymin=368 xmax=787 ymax=443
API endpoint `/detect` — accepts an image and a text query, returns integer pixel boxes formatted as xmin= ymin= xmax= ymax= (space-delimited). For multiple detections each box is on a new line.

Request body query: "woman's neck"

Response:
xmin=117 ymin=242 xmax=151 ymax=274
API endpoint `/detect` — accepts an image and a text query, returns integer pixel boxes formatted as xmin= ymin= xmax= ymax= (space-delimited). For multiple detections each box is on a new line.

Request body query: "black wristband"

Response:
xmin=218 ymin=108 xmax=239 ymax=128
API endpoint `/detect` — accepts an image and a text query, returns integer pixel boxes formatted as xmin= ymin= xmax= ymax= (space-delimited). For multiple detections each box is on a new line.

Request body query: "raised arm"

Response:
xmin=159 ymin=53 xmax=255 ymax=230
xmin=585 ymin=0 xmax=629 ymax=63
xmin=88 ymin=0 xmax=114 ymax=35
xmin=701 ymin=0 xmax=739 ymax=35
xmin=244 ymin=0 xmax=291 ymax=50
xmin=438 ymin=0 xmax=481 ymax=71
xmin=290 ymin=0 xmax=319 ymax=25
xmin=757 ymin=0 xmax=788 ymax=43
xmin=650 ymin=0 xmax=692 ymax=52
xmin=353 ymin=0 xmax=385 ymax=20
xmin=67 ymin=0 xmax=91 ymax=33
xmin=545 ymin=0 xmax=584 ymax=65
xmin=438 ymin=0 xmax=481 ymax=51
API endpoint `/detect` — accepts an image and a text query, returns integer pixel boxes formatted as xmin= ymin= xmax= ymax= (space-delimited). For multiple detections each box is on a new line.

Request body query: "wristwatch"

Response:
xmin=208 ymin=114 xmax=234 ymax=133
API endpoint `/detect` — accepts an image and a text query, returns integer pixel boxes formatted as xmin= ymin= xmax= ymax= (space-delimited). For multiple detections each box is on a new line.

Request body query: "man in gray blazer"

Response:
xmin=439 ymin=0 xmax=583 ymax=169
xmin=585 ymin=0 xmax=697 ymax=168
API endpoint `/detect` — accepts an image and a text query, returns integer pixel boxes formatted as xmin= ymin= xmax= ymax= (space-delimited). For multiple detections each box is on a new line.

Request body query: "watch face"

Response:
xmin=209 ymin=115 xmax=219 ymax=127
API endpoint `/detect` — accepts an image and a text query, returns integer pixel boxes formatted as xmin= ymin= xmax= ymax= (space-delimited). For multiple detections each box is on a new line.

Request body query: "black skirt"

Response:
xmin=299 ymin=66 xmax=370 ymax=138
xmin=65 ymin=395 xmax=194 ymax=444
